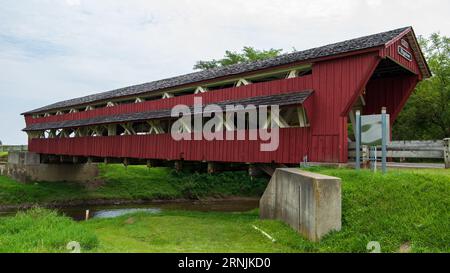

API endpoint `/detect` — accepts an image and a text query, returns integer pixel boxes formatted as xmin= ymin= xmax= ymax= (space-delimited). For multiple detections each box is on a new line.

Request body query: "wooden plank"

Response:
xmin=348 ymin=150 xmax=444 ymax=159
xmin=348 ymin=141 xmax=444 ymax=149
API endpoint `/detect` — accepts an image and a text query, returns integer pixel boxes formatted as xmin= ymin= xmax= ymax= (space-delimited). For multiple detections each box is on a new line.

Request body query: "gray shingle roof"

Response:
xmin=23 ymin=90 xmax=313 ymax=131
xmin=24 ymin=27 xmax=411 ymax=115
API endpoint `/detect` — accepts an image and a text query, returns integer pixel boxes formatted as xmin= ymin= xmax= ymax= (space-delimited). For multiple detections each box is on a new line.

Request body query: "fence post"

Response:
xmin=381 ymin=107 xmax=387 ymax=174
xmin=444 ymin=138 xmax=450 ymax=169
xmin=355 ymin=110 xmax=361 ymax=170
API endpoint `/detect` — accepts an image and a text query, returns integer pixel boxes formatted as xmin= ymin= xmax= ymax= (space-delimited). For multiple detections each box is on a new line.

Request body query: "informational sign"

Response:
xmin=361 ymin=114 xmax=390 ymax=146
xmin=398 ymin=46 xmax=413 ymax=62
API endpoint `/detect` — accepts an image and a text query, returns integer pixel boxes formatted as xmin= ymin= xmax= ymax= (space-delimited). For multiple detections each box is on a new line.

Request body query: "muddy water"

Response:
xmin=0 ymin=199 xmax=259 ymax=221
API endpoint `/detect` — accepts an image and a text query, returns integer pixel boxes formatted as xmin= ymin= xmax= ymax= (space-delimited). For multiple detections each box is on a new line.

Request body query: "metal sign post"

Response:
xmin=370 ymin=146 xmax=377 ymax=172
xmin=381 ymin=107 xmax=387 ymax=174
xmin=355 ymin=110 xmax=361 ymax=170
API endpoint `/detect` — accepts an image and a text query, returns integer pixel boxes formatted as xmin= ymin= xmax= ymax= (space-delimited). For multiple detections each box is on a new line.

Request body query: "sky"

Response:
xmin=0 ymin=0 xmax=449 ymax=145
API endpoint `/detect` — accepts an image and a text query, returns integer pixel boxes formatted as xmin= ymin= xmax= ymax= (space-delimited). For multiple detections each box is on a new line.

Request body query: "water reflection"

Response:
xmin=92 ymin=208 xmax=161 ymax=219
xmin=0 ymin=199 xmax=259 ymax=221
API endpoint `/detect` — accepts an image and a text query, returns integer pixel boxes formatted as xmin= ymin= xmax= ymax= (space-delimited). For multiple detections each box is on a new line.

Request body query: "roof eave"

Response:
xmin=22 ymin=47 xmax=383 ymax=116
xmin=385 ymin=26 xmax=432 ymax=79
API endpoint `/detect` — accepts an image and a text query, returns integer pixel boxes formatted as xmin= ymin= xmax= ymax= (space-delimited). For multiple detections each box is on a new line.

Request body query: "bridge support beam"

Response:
xmin=174 ymin=160 xmax=183 ymax=172
xmin=207 ymin=162 xmax=216 ymax=174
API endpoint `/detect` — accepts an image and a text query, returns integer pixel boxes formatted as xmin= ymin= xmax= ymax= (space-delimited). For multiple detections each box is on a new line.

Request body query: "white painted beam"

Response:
xmin=286 ymin=70 xmax=299 ymax=79
xmin=194 ymin=86 xmax=208 ymax=94
xmin=235 ymin=78 xmax=251 ymax=87
xmin=162 ymin=92 xmax=174 ymax=99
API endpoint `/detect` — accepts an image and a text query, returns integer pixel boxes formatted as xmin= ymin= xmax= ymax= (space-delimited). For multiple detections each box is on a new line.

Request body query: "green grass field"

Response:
xmin=0 ymin=164 xmax=267 ymax=205
xmin=0 ymin=167 xmax=448 ymax=253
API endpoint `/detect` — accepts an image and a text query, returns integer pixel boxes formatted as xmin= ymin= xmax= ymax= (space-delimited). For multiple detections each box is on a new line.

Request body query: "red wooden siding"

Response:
xmin=25 ymin=75 xmax=313 ymax=126
xmin=382 ymin=36 xmax=421 ymax=76
xmin=29 ymin=128 xmax=310 ymax=164
xmin=310 ymin=52 xmax=380 ymax=162
xmin=364 ymin=74 xmax=419 ymax=123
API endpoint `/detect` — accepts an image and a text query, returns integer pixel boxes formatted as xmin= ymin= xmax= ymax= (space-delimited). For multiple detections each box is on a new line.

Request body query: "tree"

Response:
xmin=393 ymin=33 xmax=450 ymax=140
xmin=193 ymin=46 xmax=283 ymax=70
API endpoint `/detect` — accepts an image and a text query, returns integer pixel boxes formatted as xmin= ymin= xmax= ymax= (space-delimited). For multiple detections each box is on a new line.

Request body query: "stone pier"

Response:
xmin=4 ymin=151 xmax=99 ymax=183
xmin=260 ymin=168 xmax=341 ymax=242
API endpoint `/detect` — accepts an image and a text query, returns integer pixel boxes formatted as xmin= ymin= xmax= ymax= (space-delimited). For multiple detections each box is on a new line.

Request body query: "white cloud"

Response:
xmin=66 ymin=0 xmax=81 ymax=7
xmin=366 ymin=0 xmax=382 ymax=7
xmin=1 ymin=0 xmax=449 ymax=144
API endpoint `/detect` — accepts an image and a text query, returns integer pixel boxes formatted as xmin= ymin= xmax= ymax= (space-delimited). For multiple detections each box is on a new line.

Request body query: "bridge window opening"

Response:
xmin=119 ymin=99 xmax=137 ymax=105
xmin=252 ymin=71 xmax=291 ymax=84
xmin=206 ymin=82 xmax=235 ymax=91
xmin=174 ymin=89 xmax=196 ymax=97
xmin=297 ymin=68 xmax=312 ymax=77
xmin=89 ymin=126 xmax=108 ymax=137
xmin=280 ymin=106 xmax=310 ymax=128
xmin=94 ymin=103 xmax=108 ymax=109
xmin=133 ymin=122 xmax=150 ymax=135
xmin=55 ymin=129 xmax=63 ymax=137
xmin=116 ymin=125 xmax=125 ymax=136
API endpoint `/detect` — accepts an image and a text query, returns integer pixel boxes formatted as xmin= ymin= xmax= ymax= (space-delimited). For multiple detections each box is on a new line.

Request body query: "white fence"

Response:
xmin=349 ymin=139 xmax=450 ymax=168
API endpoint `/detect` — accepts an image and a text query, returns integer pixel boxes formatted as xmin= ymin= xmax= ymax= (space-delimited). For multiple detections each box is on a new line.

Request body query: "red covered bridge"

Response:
xmin=23 ymin=27 xmax=430 ymax=165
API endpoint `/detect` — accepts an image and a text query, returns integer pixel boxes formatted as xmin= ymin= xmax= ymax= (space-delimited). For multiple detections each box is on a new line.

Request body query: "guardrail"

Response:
xmin=0 ymin=145 xmax=28 ymax=152
xmin=349 ymin=139 xmax=449 ymax=168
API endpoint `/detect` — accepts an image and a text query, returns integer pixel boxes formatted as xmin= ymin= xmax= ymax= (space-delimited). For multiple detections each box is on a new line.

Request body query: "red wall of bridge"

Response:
xmin=309 ymin=52 xmax=380 ymax=162
xmin=364 ymin=74 xmax=419 ymax=124
xmin=29 ymin=128 xmax=310 ymax=164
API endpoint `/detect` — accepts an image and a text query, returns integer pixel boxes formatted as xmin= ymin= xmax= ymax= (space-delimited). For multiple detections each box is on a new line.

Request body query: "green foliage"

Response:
xmin=0 ymin=208 xmax=98 ymax=253
xmin=0 ymin=168 xmax=448 ymax=253
xmin=83 ymin=210 xmax=301 ymax=253
xmin=82 ymin=167 xmax=450 ymax=253
xmin=168 ymin=169 xmax=267 ymax=199
xmin=0 ymin=176 xmax=88 ymax=205
xmin=304 ymin=167 xmax=450 ymax=252
xmin=98 ymin=164 xmax=267 ymax=200
xmin=193 ymin=46 xmax=283 ymax=70
xmin=0 ymin=164 xmax=268 ymax=205
xmin=394 ymin=33 xmax=450 ymax=140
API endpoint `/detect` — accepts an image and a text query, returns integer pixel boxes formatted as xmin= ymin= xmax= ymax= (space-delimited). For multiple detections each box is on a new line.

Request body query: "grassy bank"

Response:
xmin=0 ymin=167 xmax=448 ymax=253
xmin=0 ymin=164 xmax=267 ymax=206
xmin=0 ymin=208 xmax=98 ymax=252
xmin=0 ymin=152 xmax=7 ymax=160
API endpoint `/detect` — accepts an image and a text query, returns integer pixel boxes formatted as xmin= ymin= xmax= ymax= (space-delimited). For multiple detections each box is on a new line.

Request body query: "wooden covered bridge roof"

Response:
xmin=23 ymin=26 xmax=430 ymax=115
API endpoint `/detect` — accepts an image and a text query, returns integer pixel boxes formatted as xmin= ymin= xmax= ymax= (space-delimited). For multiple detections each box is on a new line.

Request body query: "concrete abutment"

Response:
xmin=260 ymin=168 xmax=342 ymax=241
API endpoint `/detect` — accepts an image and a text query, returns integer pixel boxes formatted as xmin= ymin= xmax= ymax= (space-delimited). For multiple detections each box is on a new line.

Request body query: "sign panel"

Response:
xmin=398 ymin=46 xmax=413 ymax=62
xmin=361 ymin=114 xmax=390 ymax=146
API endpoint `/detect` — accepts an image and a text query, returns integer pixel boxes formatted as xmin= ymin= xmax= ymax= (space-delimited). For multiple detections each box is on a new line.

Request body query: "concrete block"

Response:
xmin=7 ymin=152 xmax=20 ymax=165
xmin=6 ymin=152 xmax=99 ymax=183
xmin=24 ymin=152 xmax=40 ymax=165
xmin=8 ymin=151 xmax=40 ymax=165
xmin=260 ymin=168 xmax=341 ymax=242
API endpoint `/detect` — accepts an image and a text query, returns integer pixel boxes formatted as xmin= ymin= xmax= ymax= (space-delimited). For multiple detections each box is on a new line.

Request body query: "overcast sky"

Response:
xmin=1 ymin=0 xmax=449 ymax=144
